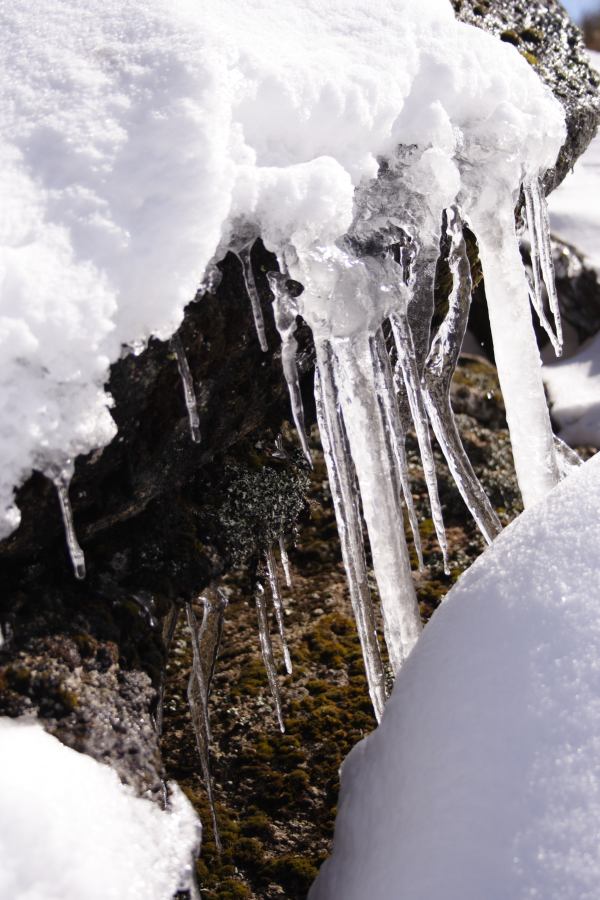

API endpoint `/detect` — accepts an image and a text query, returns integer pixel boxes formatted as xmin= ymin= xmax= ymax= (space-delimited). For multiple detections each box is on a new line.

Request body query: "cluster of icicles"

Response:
xmin=49 ymin=172 xmax=580 ymax=847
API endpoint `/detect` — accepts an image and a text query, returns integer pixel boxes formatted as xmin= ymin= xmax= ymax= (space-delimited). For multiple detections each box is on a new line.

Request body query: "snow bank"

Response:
xmin=310 ymin=451 xmax=600 ymax=900
xmin=544 ymin=330 xmax=600 ymax=447
xmin=549 ymin=51 xmax=600 ymax=271
xmin=0 ymin=718 xmax=200 ymax=900
xmin=0 ymin=0 xmax=565 ymax=538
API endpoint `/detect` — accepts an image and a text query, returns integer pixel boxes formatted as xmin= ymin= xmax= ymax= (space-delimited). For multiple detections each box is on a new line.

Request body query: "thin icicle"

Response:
xmin=255 ymin=581 xmax=286 ymax=732
xmin=371 ymin=328 xmax=424 ymax=569
xmin=49 ymin=459 xmax=86 ymax=580
xmin=279 ymin=536 xmax=293 ymax=588
xmin=156 ymin=605 xmax=180 ymax=736
xmin=172 ymin=334 xmax=201 ymax=444
xmin=390 ymin=311 xmax=449 ymax=573
xmin=553 ymin=434 xmax=583 ymax=478
xmin=268 ymin=271 xmax=312 ymax=465
xmin=525 ymin=269 xmax=563 ymax=357
xmin=265 ymin=545 xmax=293 ymax=675
xmin=237 ymin=244 xmax=269 ymax=352
xmin=314 ymin=356 xmax=386 ymax=721
xmin=524 ymin=175 xmax=563 ymax=356
xmin=423 ymin=207 xmax=502 ymax=545
xmin=325 ymin=334 xmax=422 ymax=672
xmin=186 ymin=602 xmax=221 ymax=852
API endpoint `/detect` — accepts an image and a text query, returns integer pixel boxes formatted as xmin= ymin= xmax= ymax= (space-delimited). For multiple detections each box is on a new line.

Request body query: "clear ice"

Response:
xmin=172 ymin=334 xmax=201 ymax=444
xmin=268 ymin=271 xmax=312 ymax=465
xmin=265 ymin=545 xmax=293 ymax=675
xmin=523 ymin=175 xmax=563 ymax=356
xmin=237 ymin=244 xmax=269 ymax=353
xmin=186 ymin=600 xmax=223 ymax=852
xmin=279 ymin=536 xmax=293 ymax=588
xmin=255 ymin=580 xmax=286 ymax=732
xmin=49 ymin=459 xmax=86 ymax=580
xmin=423 ymin=208 xmax=502 ymax=544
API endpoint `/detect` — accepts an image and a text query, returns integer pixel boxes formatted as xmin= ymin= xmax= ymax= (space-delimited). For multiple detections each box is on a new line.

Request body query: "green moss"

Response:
xmin=263 ymin=856 xmax=319 ymax=896
xmin=520 ymin=27 xmax=543 ymax=45
xmin=521 ymin=50 xmax=539 ymax=67
xmin=500 ymin=29 xmax=521 ymax=46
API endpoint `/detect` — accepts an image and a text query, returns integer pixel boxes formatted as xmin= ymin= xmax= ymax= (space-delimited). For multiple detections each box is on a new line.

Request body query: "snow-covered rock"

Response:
xmin=0 ymin=718 xmax=200 ymax=900
xmin=549 ymin=52 xmax=600 ymax=272
xmin=310 ymin=451 xmax=600 ymax=900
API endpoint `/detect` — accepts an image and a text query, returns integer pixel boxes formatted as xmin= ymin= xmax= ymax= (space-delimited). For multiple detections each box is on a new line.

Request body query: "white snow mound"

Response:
xmin=0 ymin=718 xmax=200 ymax=900
xmin=0 ymin=0 xmax=564 ymax=536
xmin=310 ymin=451 xmax=600 ymax=900
xmin=544 ymin=330 xmax=600 ymax=447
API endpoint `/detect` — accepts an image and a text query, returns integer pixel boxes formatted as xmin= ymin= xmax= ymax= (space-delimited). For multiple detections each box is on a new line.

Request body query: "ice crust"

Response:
xmin=0 ymin=717 xmax=200 ymax=900
xmin=310 ymin=452 xmax=600 ymax=900
xmin=0 ymin=0 xmax=565 ymax=538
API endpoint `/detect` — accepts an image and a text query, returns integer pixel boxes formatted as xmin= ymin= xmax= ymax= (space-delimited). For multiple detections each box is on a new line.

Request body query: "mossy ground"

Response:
xmin=160 ymin=356 xmax=581 ymax=899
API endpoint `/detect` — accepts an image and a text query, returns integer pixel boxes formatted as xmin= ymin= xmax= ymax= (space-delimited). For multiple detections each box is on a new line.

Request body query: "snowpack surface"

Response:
xmin=310 ymin=452 xmax=600 ymax=900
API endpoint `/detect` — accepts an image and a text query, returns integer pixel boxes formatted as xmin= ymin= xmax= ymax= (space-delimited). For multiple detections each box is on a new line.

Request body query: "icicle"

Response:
xmin=553 ymin=434 xmax=583 ymax=478
xmin=323 ymin=335 xmax=421 ymax=672
xmin=49 ymin=459 xmax=86 ymax=580
xmin=279 ymin=535 xmax=293 ymax=588
xmin=423 ymin=208 xmax=502 ymax=544
xmin=237 ymin=244 xmax=269 ymax=352
xmin=186 ymin=602 xmax=221 ymax=852
xmin=265 ymin=545 xmax=293 ymax=675
xmin=268 ymin=271 xmax=312 ymax=465
xmin=156 ymin=604 xmax=180 ymax=736
xmin=172 ymin=334 xmax=201 ymax=444
xmin=370 ymin=329 xmax=424 ymax=569
xmin=314 ymin=357 xmax=386 ymax=720
xmin=468 ymin=192 xmax=559 ymax=507
xmin=198 ymin=585 xmax=228 ymax=695
xmin=255 ymin=581 xmax=286 ymax=732
xmin=389 ymin=311 xmax=449 ymax=573
xmin=523 ymin=175 xmax=563 ymax=356
xmin=525 ymin=268 xmax=563 ymax=357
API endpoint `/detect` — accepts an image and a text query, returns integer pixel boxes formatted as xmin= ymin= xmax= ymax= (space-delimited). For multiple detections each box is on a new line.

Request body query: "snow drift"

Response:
xmin=310 ymin=451 xmax=600 ymax=900
xmin=0 ymin=718 xmax=200 ymax=900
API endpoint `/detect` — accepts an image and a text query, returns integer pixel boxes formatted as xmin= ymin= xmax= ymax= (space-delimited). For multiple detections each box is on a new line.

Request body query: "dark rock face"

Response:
xmin=454 ymin=0 xmax=600 ymax=192
xmin=0 ymin=0 xmax=598 ymax=802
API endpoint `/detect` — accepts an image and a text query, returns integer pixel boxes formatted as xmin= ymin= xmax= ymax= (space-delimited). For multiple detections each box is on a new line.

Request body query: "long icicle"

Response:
xmin=268 ymin=271 xmax=312 ymax=465
xmin=524 ymin=175 xmax=563 ymax=355
xmin=423 ymin=207 xmax=502 ymax=544
xmin=325 ymin=335 xmax=421 ymax=672
xmin=50 ymin=459 xmax=86 ymax=580
xmin=172 ymin=334 xmax=201 ymax=443
xmin=237 ymin=244 xmax=269 ymax=352
xmin=371 ymin=329 xmax=424 ymax=569
xmin=468 ymin=193 xmax=559 ymax=506
xmin=255 ymin=581 xmax=286 ymax=732
xmin=186 ymin=602 xmax=221 ymax=852
xmin=264 ymin=545 xmax=293 ymax=675
xmin=314 ymin=358 xmax=386 ymax=721
xmin=390 ymin=311 xmax=449 ymax=572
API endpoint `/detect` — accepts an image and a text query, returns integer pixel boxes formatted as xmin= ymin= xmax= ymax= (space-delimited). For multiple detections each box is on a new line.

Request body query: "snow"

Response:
xmin=549 ymin=52 xmax=600 ymax=272
xmin=544 ymin=330 xmax=600 ymax=447
xmin=0 ymin=717 xmax=200 ymax=900
xmin=310 ymin=451 xmax=600 ymax=900
xmin=0 ymin=0 xmax=565 ymax=539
